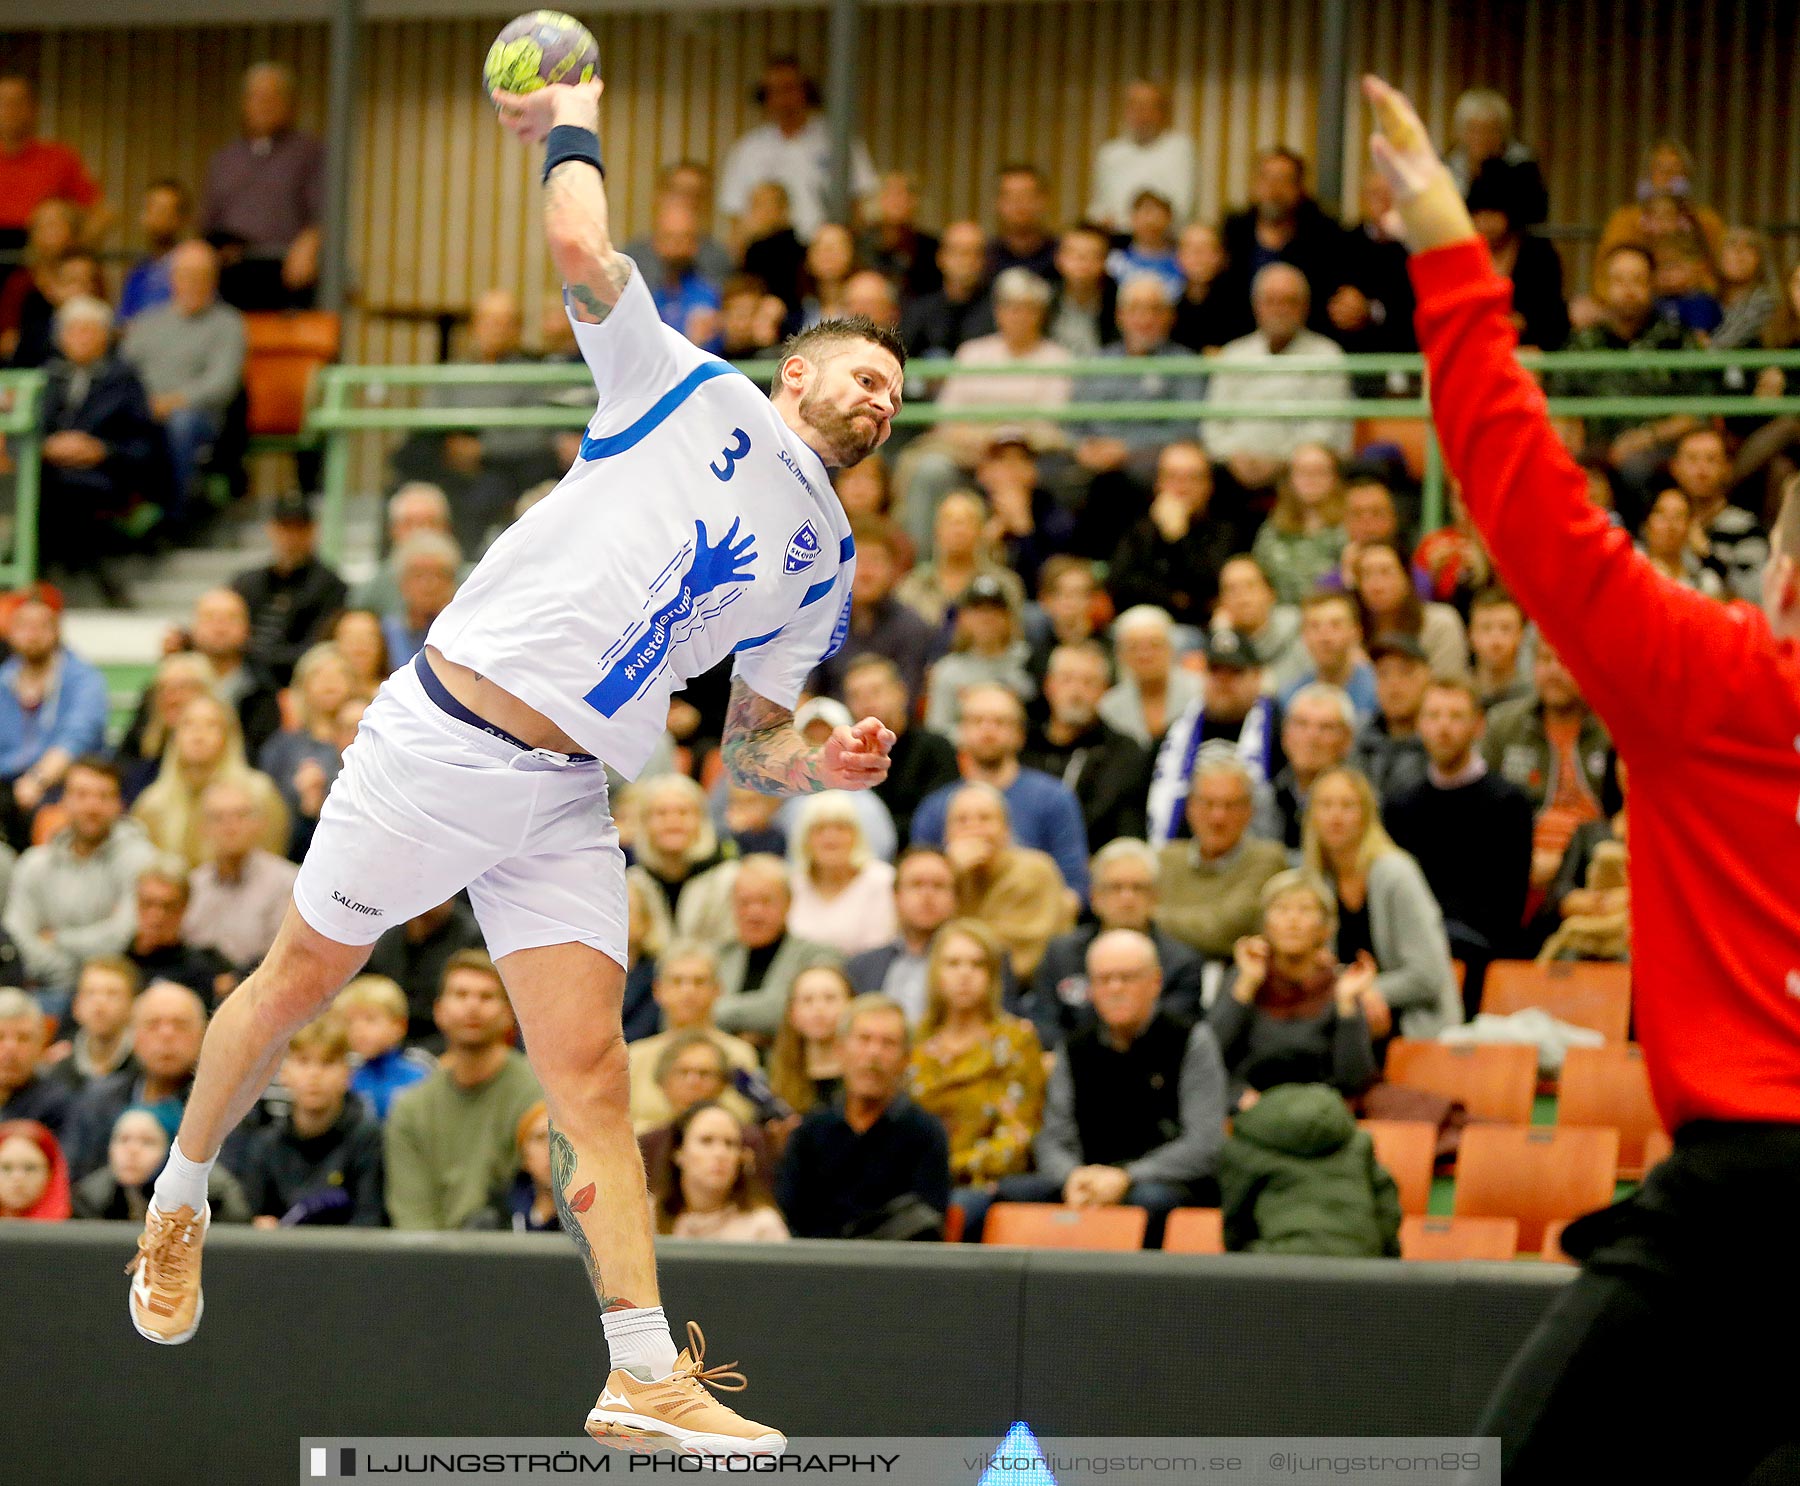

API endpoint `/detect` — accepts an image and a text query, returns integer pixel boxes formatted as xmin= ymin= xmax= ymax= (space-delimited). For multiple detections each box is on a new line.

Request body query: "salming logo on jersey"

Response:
xmin=585 ymin=518 xmax=758 ymax=717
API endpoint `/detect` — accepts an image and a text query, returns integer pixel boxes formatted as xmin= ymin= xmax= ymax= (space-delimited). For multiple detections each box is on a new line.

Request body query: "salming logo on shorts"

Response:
xmin=331 ymin=891 xmax=385 ymax=918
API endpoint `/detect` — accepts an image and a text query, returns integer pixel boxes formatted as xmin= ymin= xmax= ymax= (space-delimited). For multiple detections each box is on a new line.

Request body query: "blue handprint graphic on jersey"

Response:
xmin=684 ymin=517 xmax=758 ymax=595
xmin=585 ymin=519 xmax=758 ymax=718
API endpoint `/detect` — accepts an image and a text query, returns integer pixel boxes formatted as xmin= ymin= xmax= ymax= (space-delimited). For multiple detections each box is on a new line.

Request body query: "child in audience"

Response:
xmin=238 ymin=1013 xmax=385 ymax=1227
xmin=1218 ymin=1058 xmax=1401 ymax=1258
xmin=1652 ymin=240 xmax=1723 ymax=337
xmin=44 ymin=956 xmax=142 ymax=1093
xmin=338 ymin=976 xmax=434 ymax=1120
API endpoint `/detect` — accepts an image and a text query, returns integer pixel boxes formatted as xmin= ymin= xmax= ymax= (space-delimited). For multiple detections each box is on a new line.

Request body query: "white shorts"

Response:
xmin=292 ymin=654 xmax=628 ymax=967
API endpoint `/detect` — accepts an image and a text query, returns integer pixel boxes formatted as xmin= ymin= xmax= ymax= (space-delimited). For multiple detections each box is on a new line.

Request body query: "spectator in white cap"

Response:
xmin=776 ymin=699 xmax=897 ymax=862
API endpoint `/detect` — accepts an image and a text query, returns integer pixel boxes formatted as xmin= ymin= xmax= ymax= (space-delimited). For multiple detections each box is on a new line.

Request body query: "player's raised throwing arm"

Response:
xmin=492 ymin=79 xmax=630 ymax=323
xmin=721 ymin=677 xmax=895 ymax=797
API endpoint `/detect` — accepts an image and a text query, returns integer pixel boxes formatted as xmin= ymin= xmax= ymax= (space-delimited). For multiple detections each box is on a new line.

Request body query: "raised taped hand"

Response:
xmin=1361 ymin=75 xmax=1476 ymax=253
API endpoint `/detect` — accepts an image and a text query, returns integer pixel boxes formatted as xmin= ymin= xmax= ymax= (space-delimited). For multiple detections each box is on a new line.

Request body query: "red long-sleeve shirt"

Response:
xmin=1412 ymin=240 xmax=1800 ymax=1130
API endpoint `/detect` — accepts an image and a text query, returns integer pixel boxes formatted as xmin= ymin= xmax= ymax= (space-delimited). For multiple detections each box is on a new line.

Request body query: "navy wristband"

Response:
xmin=542 ymin=124 xmax=603 ymax=183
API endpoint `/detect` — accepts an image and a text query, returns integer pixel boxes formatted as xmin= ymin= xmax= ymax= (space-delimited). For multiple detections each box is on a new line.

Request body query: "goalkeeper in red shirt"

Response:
xmin=1366 ymin=77 xmax=1800 ymax=1484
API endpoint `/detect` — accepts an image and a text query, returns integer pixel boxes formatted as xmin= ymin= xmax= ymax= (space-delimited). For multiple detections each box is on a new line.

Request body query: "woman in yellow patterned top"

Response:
xmin=905 ymin=918 xmax=1046 ymax=1241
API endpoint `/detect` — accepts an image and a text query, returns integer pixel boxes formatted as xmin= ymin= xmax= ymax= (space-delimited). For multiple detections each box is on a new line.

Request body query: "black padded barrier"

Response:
xmin=4 ymin=1224 xmax=1571 ymax=1486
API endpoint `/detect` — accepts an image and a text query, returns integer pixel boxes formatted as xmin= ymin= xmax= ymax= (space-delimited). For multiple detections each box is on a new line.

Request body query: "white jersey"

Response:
xmin=428 ymin=260 xmax=854 ymax=779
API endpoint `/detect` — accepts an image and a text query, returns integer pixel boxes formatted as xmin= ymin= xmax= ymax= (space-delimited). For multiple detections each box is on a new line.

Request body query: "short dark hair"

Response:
xmin=722 ymin=272 xmax=768 ymax=303
xmin=997 ymin=162 xmax=1046 ymax=187
xmin=1050 ymin=638 xmax=1112 ymax=676
xmin=844 ymin=652 xmax=903 ymax=689
xmin=1423 ymin=676 xmax=1484 ymax=710
xmin=66 ymin=754 xmax=123 ymax=793
xmin=1469 ymin=586 xmax=1523 ymax=618
xmin=1672 ymin=424 xmax=1725 ymax=457
xmin=776 ymin=315 xmax=907 ymax=374
xmin=755 ymin=55 xmax=820 ymax=108
xmin=1300 ymin=588 xmax=1359 ymax=621
xmin=1063 ymin=221 xmax=1112 ymax=248
xmin=895 ymin=843 xmax=951 ymax=875
xmin=1036 ymin=553 xmax=1095 ymax=597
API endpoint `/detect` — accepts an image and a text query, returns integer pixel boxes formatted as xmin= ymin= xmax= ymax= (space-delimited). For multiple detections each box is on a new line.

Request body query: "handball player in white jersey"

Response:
xmin=122 ymin=78 xmax=902 ymax=1458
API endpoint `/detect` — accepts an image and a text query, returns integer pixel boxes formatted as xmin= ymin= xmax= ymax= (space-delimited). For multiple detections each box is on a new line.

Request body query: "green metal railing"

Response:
xmin=0 ymin=370 xmax=45 ymax=586
xmin=308 ymin=349 xmax=1800 ymax=564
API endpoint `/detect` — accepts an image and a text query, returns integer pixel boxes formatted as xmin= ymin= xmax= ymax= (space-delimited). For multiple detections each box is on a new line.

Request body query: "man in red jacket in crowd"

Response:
xmin=1367 ymin=76 xmax=1800 ymax=1485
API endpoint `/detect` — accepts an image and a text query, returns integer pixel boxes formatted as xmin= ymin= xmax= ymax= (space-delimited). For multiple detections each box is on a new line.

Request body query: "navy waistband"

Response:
xmin=412 ymin=650 xmax=595 ymax=761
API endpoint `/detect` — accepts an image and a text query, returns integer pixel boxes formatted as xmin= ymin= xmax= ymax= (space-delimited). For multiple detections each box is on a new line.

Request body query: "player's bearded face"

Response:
xmin=798 ymin=364 xmax=889 ymax=466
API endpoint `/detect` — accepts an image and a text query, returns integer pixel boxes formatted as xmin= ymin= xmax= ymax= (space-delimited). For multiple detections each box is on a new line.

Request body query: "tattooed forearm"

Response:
xmin=721 ymin=678 xmax=829 ymax=797
xmin=544 ymin=162 xmax=631 ymax=325
xmin=548 ymin=1122 xmax=634 ymax=1312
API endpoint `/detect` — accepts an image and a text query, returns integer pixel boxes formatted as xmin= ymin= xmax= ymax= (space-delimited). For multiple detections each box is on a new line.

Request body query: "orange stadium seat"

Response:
xmin=1383 ymin=1039 xmax=1538 ymax=1125
xmin=1557 ymin=1044 xmax=1663 ymax=1178
xmin=1453 ymin=1125 xmax=1619 ymax=1252
xmin=1481 ymin=960 xmax=1632 ymax=1044
xmin=243 ymin=311 xmax=341 ymax=437
xmin=1641 ymin=1128 xmax=1673 ymax=1172
xmin=1399 ymin=1215 xmax=1520 ymax=1262
xmin=1538 ymin=1218 xmax=1576 ymax=1263
xmin=1161 ymin=1208 xmax=1224 ymax=1254
xmin=941 ymin=1205 xmax=964 ymax=1244
xmin=1359 ymin=1119 xmax=1438 ymax=1216
xmin=982 ymin=1203 xmax=1147 ymax=1251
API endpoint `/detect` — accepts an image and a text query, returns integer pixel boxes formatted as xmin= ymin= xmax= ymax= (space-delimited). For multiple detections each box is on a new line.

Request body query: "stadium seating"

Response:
xmin=1453 ymin=1125 xmax=1620 ymax=1252
xmin=1557 ymin=1044 xmax=1663 ymax=1177
xmin=982 ymin=1203 xmax=1148 ymax=1251
xmin=243 ymin=311 xmax=341 ymax=439
xmin=1161 ymin=1207 xmax=1225 ymax=1254
xmin=1383 ymin=1039 xmax=1539 ymax=1125
xmin=1538 ymin=1218 xmax=1575 ymax=1263
xmin=1399 ymin=1215 xmax=1520 ymax=1262
xmin=1358 ymin=1119 xmax=1438 ymax=1216
xmin=1480 ymin=960 xmax=1632 ymax=1043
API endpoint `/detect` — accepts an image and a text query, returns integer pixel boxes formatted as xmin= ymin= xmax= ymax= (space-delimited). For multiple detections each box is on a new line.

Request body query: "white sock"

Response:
xmin=152 ymin=1139 xmax=215 ymax=1215
xmin=602 ymin=1306 xmax=678 ymax=1379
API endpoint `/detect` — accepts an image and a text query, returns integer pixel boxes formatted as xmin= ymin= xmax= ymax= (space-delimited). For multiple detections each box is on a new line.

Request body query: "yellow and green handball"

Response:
xmin=483 ymin=11 xmax=600 ymax=97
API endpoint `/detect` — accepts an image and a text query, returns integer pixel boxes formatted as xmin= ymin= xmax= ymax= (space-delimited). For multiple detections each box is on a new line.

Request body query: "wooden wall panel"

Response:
xmin=5 ymin=0 xmax=1793 ymax=382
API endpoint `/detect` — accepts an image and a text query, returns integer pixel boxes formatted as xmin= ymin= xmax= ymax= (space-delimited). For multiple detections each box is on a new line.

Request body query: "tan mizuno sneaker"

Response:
xmin=126 ymin=1199 xmax=209 ymax=1345
xmin=586 ymin=1322 xmax=785 ymax=1458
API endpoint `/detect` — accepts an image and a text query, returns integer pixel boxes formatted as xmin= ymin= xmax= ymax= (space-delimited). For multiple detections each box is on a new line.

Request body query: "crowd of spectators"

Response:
xmin=1 ymin=60 xmax=1796 ymax=1252
xmin=0 ymin=64 xmax=334 ymax=589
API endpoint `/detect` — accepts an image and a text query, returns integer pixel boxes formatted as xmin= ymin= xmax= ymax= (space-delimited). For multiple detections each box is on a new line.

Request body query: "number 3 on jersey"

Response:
xmin=711 ymin=429 xmax=751 ymax=481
